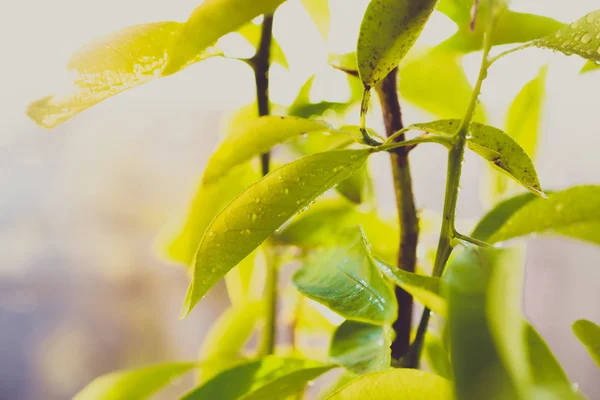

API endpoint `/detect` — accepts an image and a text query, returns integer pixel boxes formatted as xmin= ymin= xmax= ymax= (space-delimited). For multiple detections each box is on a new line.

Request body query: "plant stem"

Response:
xmin=252 ymin=14 xmax=277 ymax=356
xmin=409 ymin=33 xmax=494 ymax=367
xmin=375 ymin=68 xmax=419 ymax=361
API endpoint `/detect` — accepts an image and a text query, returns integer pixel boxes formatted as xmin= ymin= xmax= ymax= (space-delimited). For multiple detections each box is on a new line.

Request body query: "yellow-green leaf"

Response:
xmin=485 ymin=185 xmax=600 ymax=246
xmin=330 ymin=321 xmax=392 ymax=375
xmin=203 ymin=116 xmax=330 ymax=184
xmin=181 ymin=149 xmax=371 ymax=318
xmin=573 ymin=319 xmax=600 ymax=369
xmin=237 ymin=22 xmax=288 ymax=68
xmin=74 ymin=363 xmax=196 ymax=400
xmin=162 ymin=0 xmax=287 ymax=75
xmin=292 ymin=227 xmax=397 ymax=325
xmin=412 ymin=120 xmax=544 ymax=197
xmin=182 ymin=356 xmax=335 ymax=400
xmin=357 ymin=0 xmax=438 ymax=88
xmin=374 ymin=258 xmax=446 ymax=317
xmin=301 ymin=0 xmax=331 ymax=39
xmin=534 ymin=10 xmax=600 ymax=63
xmin=326 ymin=369 xmax=453 ymax=399
xmin=581 ymin=60 xmax=600 ymax=74
xmin=423 ymin=335 xmax=453 ymax=380
xmin=27 ymin=22 xmax=219 ymax=128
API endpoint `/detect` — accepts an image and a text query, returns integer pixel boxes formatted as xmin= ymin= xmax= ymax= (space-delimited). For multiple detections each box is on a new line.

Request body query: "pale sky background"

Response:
xmin=0 ymin=1 xmax=599 ymax=399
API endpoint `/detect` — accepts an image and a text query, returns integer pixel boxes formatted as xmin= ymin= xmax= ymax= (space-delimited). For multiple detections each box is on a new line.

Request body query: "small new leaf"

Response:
xmin=357 ymin=0 xmax=438 ymax=88
xmin=535 ymin=10 xmax=600 ymax=63
xmin=181 ymin=356 xmax=335 ymax=400
xmin=573 ymin=319 xmax=600 ymax=368
xmin=412 ymin=120 xmax=545 ymax=197
xmin=181 ymin=149 xmax=371 ymax=318
xmin=73 ymin=363 xmax=196 ymax=400
xmin=203 ymin=116 xmax=331 ymax=184
xmin=330 ymin=321 xmax=392 ymax=375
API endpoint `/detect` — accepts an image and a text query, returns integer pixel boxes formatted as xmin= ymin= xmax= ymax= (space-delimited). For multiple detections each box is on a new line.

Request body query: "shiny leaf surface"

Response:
xmin=329 ymin=321 xmax=392 ymax=375
xmin=181 ymin=357 xmax=334 ymax=400
xmin=357 ymin=0 xmax=438 ymax=88
xmin=293 ymin=227 xmax=397 ymax=324
xmin=181 ymin=149 xmax=371 ymax=317
xmin=326 ymin=369 xmax=453 ymax=399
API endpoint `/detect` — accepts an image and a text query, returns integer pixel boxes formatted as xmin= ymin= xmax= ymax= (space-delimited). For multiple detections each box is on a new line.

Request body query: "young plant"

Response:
xmin=28 ymin=0 xmax=600 ymax=399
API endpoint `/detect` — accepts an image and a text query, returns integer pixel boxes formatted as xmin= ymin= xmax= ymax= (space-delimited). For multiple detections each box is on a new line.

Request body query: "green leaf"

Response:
xmin=373 ymin=258 xmax=446 ymax=317
xmin=162 ymin=163 xmax=259 ymax=265
xmin=181 ymin=356 xmax=335 ymax=400
xmin=334 ymin=164 xmax=371 ymax=204
xmin=202 ymin=116 xmax=330 ymax=184
xmin=398 ymin=50 xmax=487 ymax=121
xmin=292 ymin=227 xmax=397 ymax=325
xmin=27 ymin=22 xmax=219 ymax=128
xmin=412 ymin=120 xmax=544 ymax=197
xmin=181 ymin=149 xmax=371 ymax=318
xmin=534 ymin=10 xmax=600 ymax=63
xmin=573 ymin=319 xmax=600 ymax=368
xmin=357 ymin=0 xmax=438 ymax=88
xmin=581 ymin=60 xmax=600 ymax=74
xmin=301 ymin=0 xmax=330 ymax=39
xmin=74 ymin=363 xmax=196 ymax=400
xmin=329 ymin=321 xmax=392 ymax=375
xmin=526 ymin=323 xmax=582 ymax=399
xmin=482 ymin=185 xmax=600 ymax=245
xmin=423 ymin=335 xmax=453 ymax=380
xmin=237 ymin=22 xmax=288 ymax=68
xmin=276 ymin=199 xmax=399 ymax=264
xmin=444 ymin=245 xmax=521 ymax=399
xmin=198 ymin=302 xmax=263 ymax=380
xmin=326 ymin=369 xmax=453 ymax=399
xmin=162 ymin=0 xmax=287 ymax=75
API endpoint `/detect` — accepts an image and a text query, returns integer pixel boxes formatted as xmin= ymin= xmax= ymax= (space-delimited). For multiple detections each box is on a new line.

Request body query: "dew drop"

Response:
xmin=254 ymin=198 xmax=261 ymax=204
xmin=251 ymin=213 xmax=258 ymax=221
xmin=208 ymin=232 xmax=215 ymax=237
xmin=283 ymin=188 xmax=289 ymax=195
xmin=202 ymin=279 xmax=209 ymax=284
xmin=555 ymin=31 xmax=562 ymax=38
xmin=586 ymin=14 xmax=595 ymax=24
xmin=581 ymin=33 xmax=592 ymax=44
xmin=241 ymin=229 xmax=251 ymax=235
xmin=597 ymin=45 xmax=600 ymax=55
xmin=211 ymin=267 xmax=218 ymax=272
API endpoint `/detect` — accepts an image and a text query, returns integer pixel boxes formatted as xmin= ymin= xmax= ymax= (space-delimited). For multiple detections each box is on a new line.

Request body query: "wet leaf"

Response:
xmin=27 ymin=22 xmax=219 ymax=128
xmin=326 ymin=369 xmax=453 ymax=399
xmin=444 ymin=246 xmax=522 ymax=399
xmin=373 ymin=258 xmax=446 ymax=317
xmin=481 ymin=185 xmax=600 ymax=246
xmin=293 ymin=227 xmax=397 ymax=325
xmin=181 ymin=149 xmax=371 ymax=318
xmin=329 ymin=321 xmax=392 ymax=375
xmin=412 ymin=120 xmax=544 ymax=197
xmin=74 ymin=363 xmax=196 ymax=400
xmin=181 ymin=356 xmax=335 ymax=400
xmin=357 ymin=0 xmax=438 ymax=88
xmin=301 ymin=0 xmax=330 ymax=39
xmin=163 ymin=0 xmax=287 ymax=75
xmin=399 ymin=50 xmax=487 ymax=121
xmin=202 ymin=116 xmax=330 ymax=184
xmin=534 ymin=10 xmax=600 ymax=63
xmin=573 ymin=319 xmax=600 ymax=368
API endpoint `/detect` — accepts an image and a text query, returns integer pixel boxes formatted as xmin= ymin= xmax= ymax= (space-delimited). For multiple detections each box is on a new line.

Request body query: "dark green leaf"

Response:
xmin=330 ymin=321 xmax=392 ymax=375
xmin=162 ymin=0 xmax=287 ymax=75
xmin=181 ymin=357 xmax=335 ymax=400
xmin=534 ymin=10 xmax=600 ymax=63
xmin=357 ymin=0 xmax=438 ymax=88
xmin=27 ymin=22 xmax=219 ymax=128
xmin=325 ymin=369 xmax=453 ymax=399
xmin=526 ymin=323 xmax=582 ymax=399
xmin=74 ymin=363 xmax=195 ymax=400
xmin=573 ymin=319 xmax=600 ymax=368
xmin=202 ymin=116 xmax=330 ymax=184
xmin=444 ymin=246 xmax=522 ymax=399
xmin=399 ymin=50 xmax=487 ymax=121
xmin=334 ymin=164 xmax=371 ymax=204
xmin=293 ymin=227 xmax=397 ymax=324
xmin=374 ymin=258 xmax=446 ymax=316
xmin=301 ymin=0 xmax=330 ymax=39
xmin=412 ymin=120 xmax=544 ymax=197
xmin=181 ymin=149 xmax=371 ymax=318
xmin=484 ymin=185 xmax=600 ymax=245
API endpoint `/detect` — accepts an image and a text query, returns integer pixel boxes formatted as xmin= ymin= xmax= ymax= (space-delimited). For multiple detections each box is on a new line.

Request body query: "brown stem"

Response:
xmin=375 ymin=68 xmax=419 ymax=361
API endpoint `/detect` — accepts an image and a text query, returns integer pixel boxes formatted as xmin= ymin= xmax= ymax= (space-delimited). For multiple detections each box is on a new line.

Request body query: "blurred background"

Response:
xmin=1 ymin=0 xmax=599 ymax=398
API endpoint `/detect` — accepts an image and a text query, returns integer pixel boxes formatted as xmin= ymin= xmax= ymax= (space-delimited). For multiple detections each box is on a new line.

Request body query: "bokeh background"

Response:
xmin=1 ymin=0 xmax=599 ymax=398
